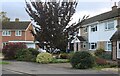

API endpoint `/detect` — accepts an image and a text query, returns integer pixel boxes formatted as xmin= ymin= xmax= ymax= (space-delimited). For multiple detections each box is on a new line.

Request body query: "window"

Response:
xmin=89 ymin=43 xmax=97 ymax=50
xmin=105 ymin=41 xmax=112 ymax=51
xmin=91 ymin=25 xmax=97 ymax=32
xmin=15 ymin=30 xmax=22 ymax=36
xmin=2 ymin=42 xmax=8 ymax=47
xmin=2 ymin=30 xmax=11 ymax=36
xmin=81 ymin=42 xmax=87 ymax=48
xmin=84 ymin=27 xmax=88 ymax=33
xmin=105 ymin=21 xmax=114 ymax=30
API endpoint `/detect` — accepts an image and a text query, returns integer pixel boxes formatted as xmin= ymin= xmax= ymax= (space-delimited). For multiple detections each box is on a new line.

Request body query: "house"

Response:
xmin=70 ymin=3 xmax=120 ymax=60
xmin=1 ymin=18 xmax=36 ymax=48
xmin=110 ymin=30 xmax=120 ymax=60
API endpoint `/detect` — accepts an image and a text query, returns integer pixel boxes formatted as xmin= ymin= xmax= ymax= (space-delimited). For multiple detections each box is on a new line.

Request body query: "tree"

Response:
xmin=0 ymin=11 xmax=10 ymax=22
xmin=25 ymin=0 xmax=78 ymax=50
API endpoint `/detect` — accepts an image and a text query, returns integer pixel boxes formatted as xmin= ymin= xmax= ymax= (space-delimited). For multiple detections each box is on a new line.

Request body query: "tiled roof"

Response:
xmin=110 ymin=30 xmax=120 ymax=41
xmin=2 ymin=21 xmax=31 ymax=30
xmin=81 ymin=8 xmax=120 ymax=26
xmin=76 ymin=36 xmax=86 ymax=41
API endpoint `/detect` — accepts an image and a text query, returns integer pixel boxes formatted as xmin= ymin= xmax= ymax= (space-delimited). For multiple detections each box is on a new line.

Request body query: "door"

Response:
xmin=117 ymin=41 xmax=120 ymax=59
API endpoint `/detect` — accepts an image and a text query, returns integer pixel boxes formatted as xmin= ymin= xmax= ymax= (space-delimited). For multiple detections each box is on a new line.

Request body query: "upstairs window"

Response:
xmin=2 ymin=30 xmax=11 ymax=36
xmin=91 ymin=25 xmax=97 ymax=32
xmin=84 ymin=27 xmax=88 ymax=33
xmin=105 ymin=20 xmax=114 ymax=30
xmin=15 ymin=30 xmax=22 ymax=36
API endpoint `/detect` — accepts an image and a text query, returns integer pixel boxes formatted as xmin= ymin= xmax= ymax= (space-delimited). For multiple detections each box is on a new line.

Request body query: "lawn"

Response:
xmin=51 ymin=59 xmax=70 ymax=63
xmin=0 ymin=61 xmax=10 ymax=64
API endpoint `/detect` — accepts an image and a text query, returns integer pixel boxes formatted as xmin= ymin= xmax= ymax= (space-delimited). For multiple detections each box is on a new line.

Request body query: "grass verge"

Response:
xmin=0 ymin=61 xmax=10 ymax=64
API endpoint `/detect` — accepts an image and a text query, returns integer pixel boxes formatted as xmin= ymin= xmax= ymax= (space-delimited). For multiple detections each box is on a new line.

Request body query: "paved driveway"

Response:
xmin=2 ymin=60 xmax=119 ymax=75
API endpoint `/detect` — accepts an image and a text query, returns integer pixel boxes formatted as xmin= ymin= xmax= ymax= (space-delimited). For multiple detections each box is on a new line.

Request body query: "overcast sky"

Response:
xmin=0 ymin=0 xmax=120 ymax=23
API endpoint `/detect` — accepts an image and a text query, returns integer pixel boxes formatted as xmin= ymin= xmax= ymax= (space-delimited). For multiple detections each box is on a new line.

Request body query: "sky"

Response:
xmin=0 ymin=0 xmax=120 ymax=24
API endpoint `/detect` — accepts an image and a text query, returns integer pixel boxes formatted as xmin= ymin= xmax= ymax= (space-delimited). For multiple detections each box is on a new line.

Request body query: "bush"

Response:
xmin=15 ymin=48 xmax=39 ymax=62
xmin=95 ymin=57 xmax=107 ymax=65
xmin=68 ymin=52 xmax=75 ymax=59
xmin=27 ymin=48 xmax=39 ymax=56
xmin=2 ymin=43 xmax=27 ymax=60
xmin=60 ymin=53 xmax=69 ymax=59
xmin=70 ymin=51 xmax=95 ymax=69
xmin=15 ymin=49 xmax=34 ymax=61
xmin=98 ymin=53 xmax=112 ymax=60
xmin=94 ymin=48 xmax=105 ymax=56
xmin=36 ymin=53 xmax=53 ymax=64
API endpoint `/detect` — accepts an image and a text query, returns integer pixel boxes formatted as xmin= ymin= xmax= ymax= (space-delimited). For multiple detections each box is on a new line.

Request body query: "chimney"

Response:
xmin=15 ymin=18 xmax=19 ymax=22
xmin=112 ymin=2 xmax=117 ymax=10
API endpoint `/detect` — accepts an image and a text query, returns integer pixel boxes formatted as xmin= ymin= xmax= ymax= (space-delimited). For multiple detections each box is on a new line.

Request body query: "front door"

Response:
xmin=117 ymin=41 xmax=120 ymax=59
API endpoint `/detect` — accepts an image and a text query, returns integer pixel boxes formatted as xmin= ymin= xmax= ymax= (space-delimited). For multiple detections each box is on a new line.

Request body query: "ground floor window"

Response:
xmin=89 ymin=42 xmax=97 ymax=50
xmin=105 ymin=41 xmax=112 ymax=51
xmin=81 ymin=42 xmax=87 ymax=48
xmin=2 ymin=42 xmax=8 ymax=47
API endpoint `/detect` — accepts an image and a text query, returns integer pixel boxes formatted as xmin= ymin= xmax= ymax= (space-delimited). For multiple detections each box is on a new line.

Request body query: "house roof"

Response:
xmin=76 ymin=36 xmax=86 ymax=41
xmin=81 ymin=8 xmax=120 ymax=25
xmin=2 ymin=21 xmax=31 ymax=30
xmin=110 ymin=30 xmax=120 ymax=41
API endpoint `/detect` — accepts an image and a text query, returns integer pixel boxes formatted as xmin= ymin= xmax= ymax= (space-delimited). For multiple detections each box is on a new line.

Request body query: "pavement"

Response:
xmin=2 ymin=60 xmax=119 ymax=75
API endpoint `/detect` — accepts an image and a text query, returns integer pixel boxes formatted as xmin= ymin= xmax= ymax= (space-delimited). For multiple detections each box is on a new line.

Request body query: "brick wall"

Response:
xmin=112 ymin=41 xmax=117 ymax=60
xmin=2 ymin=31 xmax=25 ymax=42
xmin=25 ymin=24 xmax=34 ymax=41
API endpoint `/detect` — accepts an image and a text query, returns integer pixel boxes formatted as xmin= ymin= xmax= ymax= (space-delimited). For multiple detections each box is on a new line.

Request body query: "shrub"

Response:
xmin=36 ymin=53 xmax=53 ymax=64
xmin=68 ymin=52 xmax=75 ymax=59
xmin=60 ymin=53 xmax=69 ymax=59
xmin=98 ymin=53 xmax=112 ymax=60
xmin=95 ymin=57 xmax=107 ymax=65
xmin=2 ymin=43 xmax=27 ymax=60
xmin=94 ymin=48 xmax=105 ymax=56
xmin=70 ymin=51 xmax=95 ymax=69
xmin=27 ymin=48 xmax=39 ymax=56
xmin=15 ymin=49 xmax=34 ymax=61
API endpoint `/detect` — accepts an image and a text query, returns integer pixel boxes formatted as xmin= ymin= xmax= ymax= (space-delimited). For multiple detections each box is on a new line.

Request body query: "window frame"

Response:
xmin=15 ymin=30 xmax=22 ymax=36
xmin=91 ymin=25 xmax=97 ymax=32
xmin=105 ymin=41 xmax=112 ymax=51
xmin=2 ymin=30 xmax=11 ymax=36
xmin=84 ymin=27 xmax=88 ymax=33
xmin=105 ymin=20 xmax=114 ymax=31
xmin=89 ymin=42 xmax=97 ymax=50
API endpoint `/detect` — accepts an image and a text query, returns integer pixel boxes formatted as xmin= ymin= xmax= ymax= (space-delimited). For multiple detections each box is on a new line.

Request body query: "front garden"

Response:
xmin=2 ymin=43 xmax=118 ymax=70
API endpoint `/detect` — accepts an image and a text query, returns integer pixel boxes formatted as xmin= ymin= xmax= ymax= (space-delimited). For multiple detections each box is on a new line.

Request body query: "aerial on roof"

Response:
xmin=2 ymin=21 xmax=31 ymax=30
xmin=81 ymin=8 xmax=120 ymax=25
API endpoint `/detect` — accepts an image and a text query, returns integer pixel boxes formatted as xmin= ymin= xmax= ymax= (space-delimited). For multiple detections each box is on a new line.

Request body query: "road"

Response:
xmin=2 ymin=60 xmax=120 ymax=76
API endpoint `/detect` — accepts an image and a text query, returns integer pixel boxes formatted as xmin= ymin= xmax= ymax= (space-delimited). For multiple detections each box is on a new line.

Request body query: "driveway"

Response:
xmin=2 ymin=60 xmax=119 ymax=75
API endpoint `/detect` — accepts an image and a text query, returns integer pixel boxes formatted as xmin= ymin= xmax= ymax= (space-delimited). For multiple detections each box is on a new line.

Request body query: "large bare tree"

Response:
xmin=25 ymin=0 xmax=78 ymax=51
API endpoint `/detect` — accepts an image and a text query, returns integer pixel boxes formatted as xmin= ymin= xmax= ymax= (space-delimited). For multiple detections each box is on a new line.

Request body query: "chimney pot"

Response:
xmin=15 ymin=18 xmax=19 ymax=22
xmin=112 ymin=2 xmax=117 ymax=10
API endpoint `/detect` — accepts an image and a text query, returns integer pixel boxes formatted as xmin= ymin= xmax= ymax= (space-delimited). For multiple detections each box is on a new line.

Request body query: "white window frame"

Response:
xmin=89 ymin=42 xmax=97 ymax=50
xmin=91 ymin=25 xmax=97 ymax=32
xmin=105 ymin=41 xmax=112 ymax=51
xmin=2 ymin=30 xmax=11 ymax=36
xmin=84 ymin=27 xmax=88 ymax=33
xmin=105 ymin=20 xmax=114 ymax=30
xmin=15 ymin=30 xmax=22 ymax=36
xmin=2 ymin=42 xmax=8 ymax=48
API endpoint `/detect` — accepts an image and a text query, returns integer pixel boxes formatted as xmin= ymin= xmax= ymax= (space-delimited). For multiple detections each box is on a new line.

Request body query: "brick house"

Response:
xmin=1 ymin=19 xmax=35 ymax=48
xmin=69 ymin=3 xmax=120 ymax=60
